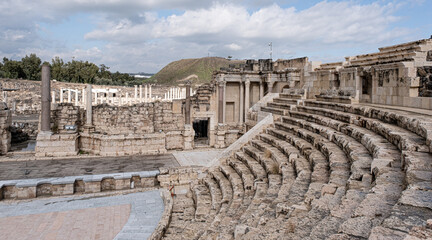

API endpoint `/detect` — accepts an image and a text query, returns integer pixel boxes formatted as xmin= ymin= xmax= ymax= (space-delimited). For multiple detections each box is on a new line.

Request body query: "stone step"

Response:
xmin=191 ymin=184 xmax=213 ymax=222
xmin=163 ymin=194 xmax=195 ymax=236
xmin=304 ymin=100 xmax=432 ymax=144
xmin=282 ymin=114 xmax=373 ymax=190
xmin=227 ymin=158 xmax=254 ymax=196
xmin=244 ymin=144 xmax=279 ymax=176
xmin=235 ymin=151 xmax=267 ymax=183
xmin=260 ymin=106 xmax=288 ymax=116
xmin=203 ymin=176 xmax=222 ymax=214
xmin=273 ymin=97 xmax=299 ymax=105
xmin=279 ymin=93 xmax=303 ymax=99
xmin=275 ymin=122 xmax=350 ymax=187
xmin=296 ymin=105 xmax=429 ymax=152
xmin=267 ymin=102 xmax=293 ymax=110
xmin=209 ymin=169 xmax=233 ymax=205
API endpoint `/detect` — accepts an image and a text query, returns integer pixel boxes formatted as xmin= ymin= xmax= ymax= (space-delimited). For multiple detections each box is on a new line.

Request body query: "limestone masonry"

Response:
xmin=1 ymin=37 xmax=432 ymax=239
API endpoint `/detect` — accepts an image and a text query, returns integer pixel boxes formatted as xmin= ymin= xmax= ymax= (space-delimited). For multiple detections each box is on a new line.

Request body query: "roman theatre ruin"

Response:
xmin=0 ymin=38 xmax=432 ymax=239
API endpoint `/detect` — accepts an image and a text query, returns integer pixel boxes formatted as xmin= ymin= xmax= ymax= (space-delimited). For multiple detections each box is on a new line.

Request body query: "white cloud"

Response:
xmin=226 ymin=43 xmax=243 ymax=51
xmin=0 ymin=0 xmax=415 ymax=72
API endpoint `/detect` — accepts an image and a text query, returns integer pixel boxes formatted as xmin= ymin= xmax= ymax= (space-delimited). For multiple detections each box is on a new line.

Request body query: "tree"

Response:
xmin=21 ymin=53 xmax=41 ymax=80
xmin=2 ymin=57 xmax=24 ymax=79
xmin=51 ymin=56 xmax=67 ymax=81
xmin=98 ymin=64 xmax=111 ymax=79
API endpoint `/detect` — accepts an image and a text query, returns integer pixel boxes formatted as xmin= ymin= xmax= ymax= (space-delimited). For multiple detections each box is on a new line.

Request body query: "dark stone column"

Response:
xmin=218 ymin=82 xmax=224 ymax=124
xmin=185 ymin=82 xmax=191 ymax=125
xmin=40 ymin=64 xmax=51 ymax=132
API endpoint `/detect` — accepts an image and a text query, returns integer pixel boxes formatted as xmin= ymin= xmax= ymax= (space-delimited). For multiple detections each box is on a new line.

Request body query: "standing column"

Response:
xmin=245 ymin=80 xmax=250 ymax=113
xmin=149 ymin=85 xmax=152 ymax=100
xmin=94 ymin=92 xmax=98 ymax=104
xmin=82 ymin=89 xmax=86 ymax=104
xmin=40 ymin=64 xmax=51 ymax=132
xmin=75 ymin=91 xmax=78 ymax=106
xmin=134 ymin=85 xmax=138 ymax=103
xmin=60 ymin=88 xmax=63 ymax=103
xmin=259 ymin=82 xmax=264 ymax=99
xmin=51 ymin=91 xmax=55 ymax=103
xmin=239 ymin=81 xmax=244 ymax=123
xmin=139 ymin=85 xmax=143 ymax=102
xmin=218 ymin=82 xmax=224 ymax=124
xmin=185 ymin=82 xmax=191 ymax=124
xmin=86 ymin=84 xmax=92 ymax=126
xmin=223 ymin=81 xmax=226 ymax=123
xmin=145 ymin=85 xmax=148 ymax=102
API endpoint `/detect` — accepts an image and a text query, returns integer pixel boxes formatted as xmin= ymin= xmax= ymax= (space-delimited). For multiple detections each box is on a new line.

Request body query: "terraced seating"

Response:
xmin=161 ymin=93 xmax=432 ymax=239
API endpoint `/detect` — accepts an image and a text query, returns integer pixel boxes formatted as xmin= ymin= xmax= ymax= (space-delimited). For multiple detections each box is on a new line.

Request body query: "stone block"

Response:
xmin=36 ymin=183 xmax=53 ymax=197
xmin=84 ymin=181 xmax=101 ymax=193
xmin=115 ymin=179 xmax=130 ymax=190
xmin=52 ymin=184 xmax=74 ymax=196
xmin=16 ymin=186 xmax=36 ymax=199
xmin=142 ymin=177 xmax=157 ymax=187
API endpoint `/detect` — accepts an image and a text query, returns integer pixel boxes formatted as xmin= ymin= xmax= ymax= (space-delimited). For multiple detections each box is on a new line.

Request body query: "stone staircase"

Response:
xmin=161 ymin=93 xmax=432 ymax=239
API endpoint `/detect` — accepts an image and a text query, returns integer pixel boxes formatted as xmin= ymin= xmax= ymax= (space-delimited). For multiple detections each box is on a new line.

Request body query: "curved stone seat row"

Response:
xmin=161 ymin=94 xmax=432 ymax=239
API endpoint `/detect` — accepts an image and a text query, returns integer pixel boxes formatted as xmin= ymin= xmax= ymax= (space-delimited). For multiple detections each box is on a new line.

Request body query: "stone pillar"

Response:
xmin=149 ymin=85 xmax=152 ymax=100
xmin=134 ymin=85 xmax=138 ymax=103
xmin=75 ymin=90 xmax=78 ymax=106
xmin=86 ymin=84 xmax=92 ymax=126
xmin=267 ymin=81 xmax=274 ymax=94
xmin=40 ymin=64 xmax=51 ymax=132
xmin=68 ymin=89 xmax=71 ymax=103
xmin=82 ymin=89 xmax=86 ymax=104
xmin=239 ymin=81 xmax=244 ymax=123
xmin=185 ymin=82 xmax=191 ymax=125
xmin=218 ymin=82 xmax=224 ymax=124
xmin=145 ymin=85 xmax=148 ymax=102
xmin=51 ymin=91 xmax=55 ymax=103
xmin=245 ymin=80 xmax=250 ymax=113
xmin=139 ymin=85 xmax=142 ymax=102
xmin=94 ymin=92 xmax=97 ymax=104
xmin=60 ymin=88 xmax=63 ymax=103
xmin=259 ymin=82 xmax=264 ymax=99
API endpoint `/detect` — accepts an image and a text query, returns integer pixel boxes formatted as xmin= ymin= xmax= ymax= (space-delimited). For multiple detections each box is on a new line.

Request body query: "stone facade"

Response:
xmin=214 ymin=38 xmax=432 ymax=111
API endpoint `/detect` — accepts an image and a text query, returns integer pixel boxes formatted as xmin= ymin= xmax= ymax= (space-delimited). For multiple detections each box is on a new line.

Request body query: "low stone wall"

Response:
xmin=157 ymin=167 xmax=205 ymax=194
xmin=35 ymin=133 xmax=78 ymax=157
xmin=0 ymin=170 xmax=159 ymax=201
xmin=79 ymin=132 xmax=167 ymax=156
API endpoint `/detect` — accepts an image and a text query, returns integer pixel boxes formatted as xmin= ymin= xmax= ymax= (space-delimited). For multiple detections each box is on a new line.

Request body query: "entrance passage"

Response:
xmin=193 ymin=119 xmax=209 ymax=146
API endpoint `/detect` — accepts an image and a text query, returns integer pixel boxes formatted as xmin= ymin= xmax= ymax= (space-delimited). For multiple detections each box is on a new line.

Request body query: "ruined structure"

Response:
xmin=1 ymin=38 xmax=432 ymax=239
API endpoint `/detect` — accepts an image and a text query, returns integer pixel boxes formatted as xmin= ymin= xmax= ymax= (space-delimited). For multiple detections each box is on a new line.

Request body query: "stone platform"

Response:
xmin=0 ymin=190 xmax=164 ymax=240
xmin=0 ymin=154 xmax=179 ymax=181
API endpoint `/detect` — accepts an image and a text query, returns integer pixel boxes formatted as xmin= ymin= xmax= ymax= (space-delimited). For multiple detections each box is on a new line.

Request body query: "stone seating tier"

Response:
xmin=160 ymin=93 xmax=432 ymax=239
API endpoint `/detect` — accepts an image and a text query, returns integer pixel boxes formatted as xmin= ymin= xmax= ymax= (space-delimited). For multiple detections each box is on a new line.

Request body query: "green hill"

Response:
xmin=150 ymin=57 xmax=244 ymax=85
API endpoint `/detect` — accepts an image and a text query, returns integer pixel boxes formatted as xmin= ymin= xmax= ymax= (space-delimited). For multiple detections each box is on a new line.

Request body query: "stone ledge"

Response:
xmin=0 ymin=170 xmax=160 ymax=201
xmin=149 ymin=189 xmax=173 ymax=240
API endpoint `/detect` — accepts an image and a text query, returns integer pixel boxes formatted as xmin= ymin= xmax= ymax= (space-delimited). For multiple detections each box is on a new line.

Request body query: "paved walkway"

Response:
xmin=173 ymin=148 xmax=223 ymax=166
xmin=0 ymin=154 xmax=179 ymax=181
xmin=0 ymin=190 xmax=164 ymax=240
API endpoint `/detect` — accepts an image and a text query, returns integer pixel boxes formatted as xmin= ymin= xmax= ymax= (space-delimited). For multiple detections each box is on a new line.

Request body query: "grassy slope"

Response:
xmin=150 ymin=57 xmax=244 ymax=85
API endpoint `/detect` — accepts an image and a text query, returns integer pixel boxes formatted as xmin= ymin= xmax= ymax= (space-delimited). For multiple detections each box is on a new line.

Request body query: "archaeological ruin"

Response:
xmin=1 ymin=37 xmax=432 ymax=239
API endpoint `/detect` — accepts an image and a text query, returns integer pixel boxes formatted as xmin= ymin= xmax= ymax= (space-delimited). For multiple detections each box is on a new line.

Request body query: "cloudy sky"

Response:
xmin=0 ymin=0 xmax=430 ymax=73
